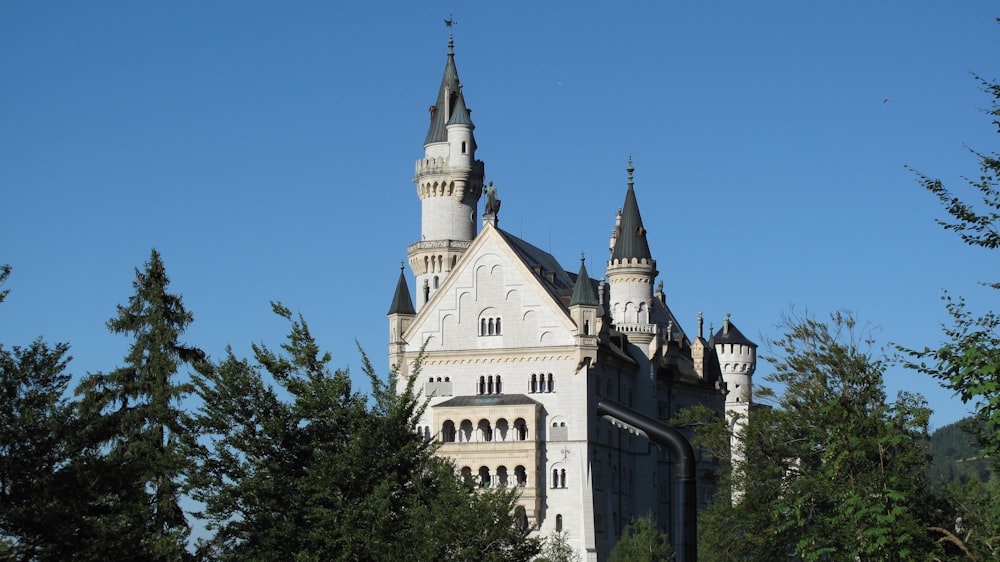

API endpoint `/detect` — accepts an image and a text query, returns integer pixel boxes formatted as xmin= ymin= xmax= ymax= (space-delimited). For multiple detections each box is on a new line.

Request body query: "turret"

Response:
xmin=409 ymin=33 xmax=485 ymax=310
xmin=569 ymin=255 xmax=600 ymax=372
xmin=713 ymin=315 xmax=757 ymax=407
xmin=605 ymin=159 xmax=658 ymax=345
xmin=387 ymin=264 xmax=416 ymax=375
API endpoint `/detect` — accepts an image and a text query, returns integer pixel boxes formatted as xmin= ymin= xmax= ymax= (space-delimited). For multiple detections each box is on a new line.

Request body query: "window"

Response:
xmin=560 ymin=469 xmax=566 ymax=488
xmin=556 ymin=514 xmax=563 ymax=532
xmin=479 ymin=315 xmax=502 ymax=336
xmin=530 ymin=374 xmax=537 ymax=393
xmin=441 ymin=421 xmax=456 ymax=443
xmin=548 ymin=373 xmax=554 ymax=392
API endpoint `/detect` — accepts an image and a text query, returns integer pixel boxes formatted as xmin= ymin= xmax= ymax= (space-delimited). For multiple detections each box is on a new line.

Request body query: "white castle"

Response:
xmin=387 ymin=34 xmax=757 ymax=561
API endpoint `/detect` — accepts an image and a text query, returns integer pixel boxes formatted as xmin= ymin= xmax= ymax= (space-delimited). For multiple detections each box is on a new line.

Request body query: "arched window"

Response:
xmin=488 ymin=375 xmax=494 ymax=395
xmin=584 ymin=319 xmax=590 ymax=335
xmin=560 ymin=469 xmax=566 ymax=488
xmin=552 ymin=468 xmax=559 ymax=488
xmin=496 ymin=465 xmax=509 ymax=488
xmin=479 ymin=376 xmax=486 ymax=395
xmin=433 ymin=276 xmax=439 ymax=288
xmin=479 ymin=466 xmax=491 ymax=488
xmin=515 ymin=465 xmax=527 ymax=487
xmin=496 ymin=418 xmax=509 ymax=441
xmin=539 ymin=375 xmax=546 ymax=393
xmin=459 ymin=419 xmax=473 ymax=442
xmin=556 ymin=514 xmax=563 ymax=532
xmin=441 ymin=420 xmax=456 ymax=443
xmin=461 ymin=466 xmax=473 ymax=488
xmin=495 ymin=318 xmax=502 ymax=334
xmin=477 ymin=419 xmax=493 ymax=442
xmin=496 ymin=375 xmax=502 ymax=394
xmin=531 ymin=374 xmax=537 ymax=393
xmin=488 ymin=318 xmax=495 ymax=335
xmin=480 ymin=318 xmax=487 ymax=336
xmin=548 ymin=373 xmax=555 ymax=392
xmin=514 ymin=418 xmax=528 ymax=441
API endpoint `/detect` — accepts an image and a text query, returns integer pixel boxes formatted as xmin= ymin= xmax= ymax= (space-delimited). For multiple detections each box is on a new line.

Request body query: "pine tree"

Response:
xmin=188 ymin=302 xmax=540 ymax=561
xmin=76 ymin=249 xmax=202 ymax=560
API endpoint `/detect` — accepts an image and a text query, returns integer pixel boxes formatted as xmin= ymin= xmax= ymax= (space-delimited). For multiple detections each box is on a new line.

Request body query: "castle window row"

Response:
xmin=529 ymin=373 xmax=555 ymax=393
xmin=479 ymin=317 xmax=502 ymax=336
xmin=478 ymin=375 xmax=502 ymax=395
xmin=439 ymin=417 xmax=529 ymax=443
xmin=461 ymin=464 xmax=529 ymax=489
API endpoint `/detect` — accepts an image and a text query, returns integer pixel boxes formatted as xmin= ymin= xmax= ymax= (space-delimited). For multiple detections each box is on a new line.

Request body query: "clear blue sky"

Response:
xmin=1 ymin=2 xmax=996 ymax=430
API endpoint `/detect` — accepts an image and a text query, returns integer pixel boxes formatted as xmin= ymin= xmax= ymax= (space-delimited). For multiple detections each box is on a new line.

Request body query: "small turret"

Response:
xmin=569 ymin=255 xmax=600 ymax=372
xmin=713 ymin=315 xmax=757 ymax=406
xmin=388 ymin=264 xmax=416 ymax=373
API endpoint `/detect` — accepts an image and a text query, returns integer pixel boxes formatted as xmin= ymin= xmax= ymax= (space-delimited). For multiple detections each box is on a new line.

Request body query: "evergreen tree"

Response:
xmin=76 ymin=249 xmax=202 ymax=560
xmin=608 ymin=514 xmax=672 ymax=562
xmin=188 ymin=302 xmax=540 ymax=561
xmin=688 ymin=311 xmax=941 ymax=561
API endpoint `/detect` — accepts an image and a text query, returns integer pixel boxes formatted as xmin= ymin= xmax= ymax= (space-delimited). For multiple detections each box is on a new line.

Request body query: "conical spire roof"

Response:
xmin=610 ymin=159 xmax=653 ymax=262
xmin=388 ymin=265 xmax=416 ymax=315
xmin=569 ymin=255 xmax=599 ymax=306
xmin=425 ymin=35 xmax=472 ymax=145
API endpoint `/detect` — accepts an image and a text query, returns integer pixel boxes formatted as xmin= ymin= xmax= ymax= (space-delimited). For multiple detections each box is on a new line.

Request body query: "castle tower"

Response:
xmin=713 ymin=314 xmax=757 ymax=486
xmin=409 ymin=33 xmax=485 ymax=310
xmin=605 ymin=159 xmax=658 ymax=346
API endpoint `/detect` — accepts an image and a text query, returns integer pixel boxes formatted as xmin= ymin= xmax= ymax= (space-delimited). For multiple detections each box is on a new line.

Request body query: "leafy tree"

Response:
xmin=689 ymin=311 xmax=941 ymax=561
xmin=188 ymin=302 xmax=540 ymax=561
xmin=537 ymin=530 xmax=581 ymax=562
xmin=903 ymin=67 xmax=1000 ymax=473
xmin=76 ymin=249 xmax=202 ymax=560
xmin=608 ymin=514 xmax=672 ymax=562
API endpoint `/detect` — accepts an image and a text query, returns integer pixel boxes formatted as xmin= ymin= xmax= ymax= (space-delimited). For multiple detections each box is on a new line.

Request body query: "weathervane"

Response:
xmin=444 ymin=14 xmax=457 ymax=28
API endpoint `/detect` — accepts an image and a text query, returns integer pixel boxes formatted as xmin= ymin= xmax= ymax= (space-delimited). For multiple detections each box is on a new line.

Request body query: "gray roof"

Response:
xmin=712 ymin=319 xmax=757 ymax=348
xmin=610 ymin=161 xmax=653 ymax=262
xmin=425 ymin=36 xmax=474 ymax=145
xmin=569 ymin=258 xmax=599 ymax=306
xmin=387 ymin=266 xmax=415 ymax=315
xmin=434 ymin=394 xmax=539 ymax=408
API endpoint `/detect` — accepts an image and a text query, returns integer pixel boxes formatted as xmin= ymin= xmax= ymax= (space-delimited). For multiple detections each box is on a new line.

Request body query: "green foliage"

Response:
xmin=696 ymin=311 xmax=941 ymax=561
xmin=0 ymin=338 xmax=84 ymax=560
xmin=537 ymin=530 xmax=581 ymax=562
xmin=188 ymin=302 xmax=540 ymax=561
xmin=608 ymin=514 xmax=672 ymax=562
xmin=76 ymin=249 xmax=202 ymax=560
xmin=930 ymin=476 xmax=1000 ymax=559
xmin=903 ymin=65 xmax=1000 ymax=475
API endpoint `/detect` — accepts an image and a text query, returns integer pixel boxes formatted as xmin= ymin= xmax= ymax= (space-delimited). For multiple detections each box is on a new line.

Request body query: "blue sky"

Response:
xmin=1 ymin=2 xmax=997 ymax=430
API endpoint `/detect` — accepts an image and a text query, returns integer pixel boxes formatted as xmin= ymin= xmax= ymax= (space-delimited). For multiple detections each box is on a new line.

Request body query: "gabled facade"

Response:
xmin=388 ymin=34 xmax=756 ymax=562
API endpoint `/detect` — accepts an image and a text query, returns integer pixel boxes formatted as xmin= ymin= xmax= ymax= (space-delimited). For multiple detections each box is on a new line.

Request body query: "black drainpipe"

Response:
xmin=596 ymin=398 xmax=696 ymax=562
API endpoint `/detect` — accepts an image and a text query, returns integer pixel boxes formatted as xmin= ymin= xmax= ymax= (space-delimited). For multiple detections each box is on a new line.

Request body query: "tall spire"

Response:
xmin=425 ymin=30 xmax=470 ymax=146
xmin=610 ymin=157 xmax=653 ymax=262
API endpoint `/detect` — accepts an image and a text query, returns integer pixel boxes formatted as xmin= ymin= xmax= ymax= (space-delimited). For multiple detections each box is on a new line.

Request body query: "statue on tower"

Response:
xmin=484 ymin=181 xmax=501 ymax=216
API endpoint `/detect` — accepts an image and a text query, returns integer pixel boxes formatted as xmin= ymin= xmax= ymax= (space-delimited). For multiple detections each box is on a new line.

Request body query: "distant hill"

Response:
xmin=928 ymin=418 xmax=992 ymax=486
